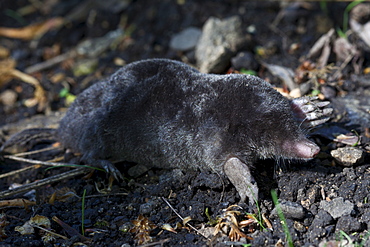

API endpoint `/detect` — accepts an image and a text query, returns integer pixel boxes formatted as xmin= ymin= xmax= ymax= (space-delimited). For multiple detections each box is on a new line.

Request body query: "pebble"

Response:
xmin=335 ymin=215 xmax=363 ymax=233
xmin=0 ymin=89 xmax=17 ymax=106
xmin=308 ymin=210 xmax=333 ymax=241
xmin=195 ymin=16 xmax=249 ymax=73
xmin=320 ymin=197 xmax=354 ymax=219
xmin=230 ymin=51 xmax=258 ymax=71
xmin=318 ymin=239 xmax=352 ymax=247
xmin=169 ymin=27 xmax=202 ymax=51
xmin=139 ymin=197 xmax=161 ymax=215
xmin=128 ymin=164 xmax=149 ymax=177
xmin=271 ymin=200 xmax=306 ymax=219
xmin=331 ymin=147 xmax=365 ymax=166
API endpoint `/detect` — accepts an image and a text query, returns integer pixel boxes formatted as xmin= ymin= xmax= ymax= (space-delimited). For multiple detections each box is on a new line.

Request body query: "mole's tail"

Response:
xmin=0 ymin=128 xmax=57 ymax=153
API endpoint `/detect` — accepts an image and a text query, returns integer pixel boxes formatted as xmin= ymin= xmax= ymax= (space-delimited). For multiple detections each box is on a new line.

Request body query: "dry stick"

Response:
xmin=11 ymin=146 xmax=60 ymax=157
xmin=161 ymin=197 xmax=210 ymax=241
xmin=32 ymin=224 xmax=69 ymax=240
xmin=3 ymin=155 xmax=95 ymax=169
xmin=331 ymin=52 xmax=354 ymax=80
xmin=0 ymin=165 xmax=39 ymax=179
xmin=0 ymin=168 xmax=86 ymax=199
xmin=215 ymin=172 xmax=225 ymax=203
xmin=25 ymin=50 xmax=77 ymax=74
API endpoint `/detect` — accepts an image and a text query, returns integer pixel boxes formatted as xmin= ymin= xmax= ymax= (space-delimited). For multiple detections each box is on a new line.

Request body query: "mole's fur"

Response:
xmin=3 ymin=59 xmax=332 ymax=204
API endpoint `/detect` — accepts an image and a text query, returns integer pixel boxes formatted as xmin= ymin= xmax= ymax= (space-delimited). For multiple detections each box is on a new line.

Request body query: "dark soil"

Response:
xmin=0 ymin=1 xmax=369 ymax=246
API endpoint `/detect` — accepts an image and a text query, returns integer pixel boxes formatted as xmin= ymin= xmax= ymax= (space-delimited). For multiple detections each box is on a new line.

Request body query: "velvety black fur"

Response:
xmin=58 ymin=59 xmax=316 ymax=174
xmin=0 ymin=58 xmax=327 ymax=204
xmin=0 ymin=59 xmax=332 ymax=203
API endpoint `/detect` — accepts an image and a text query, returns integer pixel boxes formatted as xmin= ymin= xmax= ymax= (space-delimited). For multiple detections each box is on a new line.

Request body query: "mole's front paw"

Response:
xmin=224 ymin=157 xmax=259 ymax=205
xmin=292 ymin=96 xmax=333 ymax=128
xmin=91 ymin=159 xmax=124 ymax=181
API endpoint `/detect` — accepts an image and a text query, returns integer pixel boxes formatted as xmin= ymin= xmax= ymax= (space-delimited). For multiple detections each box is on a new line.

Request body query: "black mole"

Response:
xmin=4 ymin=59 xmax=333 ymax=204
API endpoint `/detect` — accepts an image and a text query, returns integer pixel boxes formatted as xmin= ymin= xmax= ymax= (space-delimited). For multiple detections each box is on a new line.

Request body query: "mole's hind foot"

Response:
xmin=292 ymin=96 xmax=333 ymax=128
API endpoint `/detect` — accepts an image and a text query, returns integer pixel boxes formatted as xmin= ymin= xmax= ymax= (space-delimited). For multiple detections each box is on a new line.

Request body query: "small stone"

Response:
xmin=128 ymin=164 xmax=149 ymax=177
xmin=308 ymin=210 xmax=333 ymax=241
xmin=320 ymin=85 xmax=336 ymax=99
xmin=343 ymin=167 xmax=357 ymax=180
xmin=271 ymin=200 xmax=306 ymax=219
xmin=320 ymin=197 xmax=354 ymax=219
xmin=231 ymin=51 xmax=258 ymax=71
xmin=170 ymin=27 xmax=202 ymax=51
xmin=197 ymin=227 xmax=217 ymax=238
xmin=293 ymin=221 xmax=306 ymax=232
xmin=0 ymin=89 xmax=17 ymax=106
xmin=139 ymin=197 xmax=161 ymax=215
xmin=331 ymin=147 xmax=365 ymax=166
xmin=195 ymin=16 xmax=249 ymax=73
xmin=335 ymin=215 xmax=363 ymax=233
xmin=318 ymin=240 xmax=352 ymax=247
xmin=185 ymin=233 xmax=195 ymax=242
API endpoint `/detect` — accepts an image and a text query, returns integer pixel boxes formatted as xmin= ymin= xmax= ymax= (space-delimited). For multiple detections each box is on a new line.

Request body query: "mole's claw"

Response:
xmin=90 ymin=159 xmax=124 ymax=181
xmin=293 ymin=96 xmax=332 ymax=128
xmin=307 ymin=117 xmax=331 ymax=127
xmin=315 ymin=101 xmax=330 ymax=108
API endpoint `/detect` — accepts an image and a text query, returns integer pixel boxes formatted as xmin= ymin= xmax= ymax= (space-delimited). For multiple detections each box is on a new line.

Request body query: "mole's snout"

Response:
xmin=296 ymin=140 xmax=320 ymax=158
xmin=283 ymin=139 xmax=320 ymax=159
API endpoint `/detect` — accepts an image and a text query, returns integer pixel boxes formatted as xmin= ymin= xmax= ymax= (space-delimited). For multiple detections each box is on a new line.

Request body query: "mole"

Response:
xmin=2 ymin=59 xmax=332 ymax=204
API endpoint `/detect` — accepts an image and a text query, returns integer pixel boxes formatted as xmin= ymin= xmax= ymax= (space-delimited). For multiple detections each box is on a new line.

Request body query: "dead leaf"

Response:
xmin=306 ymin=28 xmax=335 ymax=61
xmin=0 ymin=58 xmax=16 ymax=85
xmin=350 ymin=3 xmax=370 ymax=48
xmin=263 ymin=63 xmax=298 ymax=91
xmin=0 ymin=17 xmax=64 ymax=40
xmin=0 ymin=198 xmax=36 ymax=209
xmin=0 ymin=58 xmax=47 ymax=111
xmin=334 ymin=133 xmax=361 ymax=146
xmin=10 ymin=69 xmax=47 ymax=111
xmin=15 ymin=215 xmax=50 ymax=235
xmin=333 ymin=37 xmax=357 ymax=62
xmin=0 ymin=46 xmax=10 ymax=59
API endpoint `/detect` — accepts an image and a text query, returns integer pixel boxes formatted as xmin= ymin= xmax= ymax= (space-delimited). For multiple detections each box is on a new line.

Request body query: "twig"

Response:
xmin=25 ymin=50 xmax=77 ymax=74
xmin=0 ymin=168 xmax=86 ymax=199
xmin=11 ymin=146 xmax=60 ymax=157
xmin=331 ymin=52 xmax=354 ymax=80
xmin=3 ymin=155 xmax=101 ymax=170
xmin=161 ymin=197 xmax=210 ymax=241
xmin=32 ymin=224 xmax=69 ymax=240
xmin=216 ymin=172 xmax=225 ymax=203
xmin=0 ymin=164 xmax=40 ymax=179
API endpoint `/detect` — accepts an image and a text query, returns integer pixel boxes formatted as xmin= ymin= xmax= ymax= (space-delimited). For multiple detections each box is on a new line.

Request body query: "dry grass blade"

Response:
xmin=52 ymin=216 xmax=90 ymax=242
xmin=161 ymin=197 xmax=210 ymax=240
xmin=32 ymin=223 xmax=69 ymax=240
